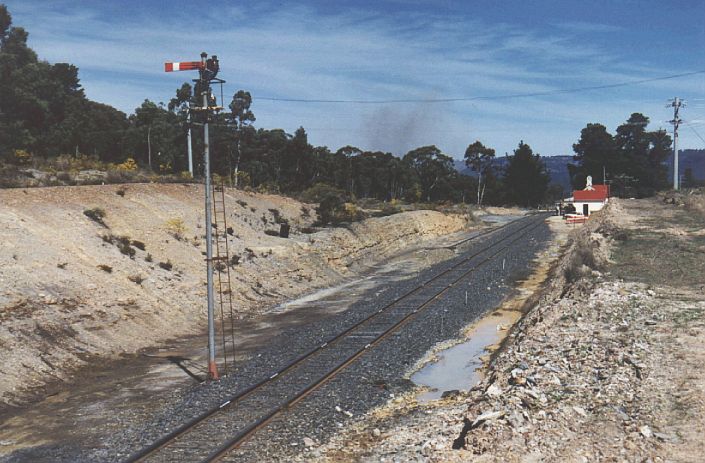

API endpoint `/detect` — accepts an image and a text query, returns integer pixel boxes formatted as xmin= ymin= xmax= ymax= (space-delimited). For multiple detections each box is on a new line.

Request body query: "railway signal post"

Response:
xmin=165 ymin=52 xmax=224 ymax=380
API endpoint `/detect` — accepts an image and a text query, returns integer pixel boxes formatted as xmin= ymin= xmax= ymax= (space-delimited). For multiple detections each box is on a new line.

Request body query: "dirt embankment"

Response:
xmin=311 ymin=194 xmax=705 ymax=462
xmin=0 ymin=184 xmax=471 ymax=407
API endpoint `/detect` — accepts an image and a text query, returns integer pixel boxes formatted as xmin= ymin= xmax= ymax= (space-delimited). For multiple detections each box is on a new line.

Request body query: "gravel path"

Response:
xmin=2 ymin=213 xmax=551 ymax=463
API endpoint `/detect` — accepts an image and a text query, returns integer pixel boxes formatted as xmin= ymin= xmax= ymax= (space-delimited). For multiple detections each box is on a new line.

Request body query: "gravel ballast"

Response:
xmin=2 ymin=213 xmax=551 ymax=463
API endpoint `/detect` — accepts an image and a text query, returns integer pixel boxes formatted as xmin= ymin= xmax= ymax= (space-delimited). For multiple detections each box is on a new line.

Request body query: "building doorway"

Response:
xmin=583 ymin=204 xmax=589 ymax=216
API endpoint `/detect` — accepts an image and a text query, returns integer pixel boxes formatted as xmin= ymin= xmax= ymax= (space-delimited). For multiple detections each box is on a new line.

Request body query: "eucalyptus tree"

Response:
xmin=464 ymin=140 xmax=495 ymax=206
xmin=228 ymin=90 xmax=255 ymax=187
xmin=403 ymin=145 xmax=454 ymax=202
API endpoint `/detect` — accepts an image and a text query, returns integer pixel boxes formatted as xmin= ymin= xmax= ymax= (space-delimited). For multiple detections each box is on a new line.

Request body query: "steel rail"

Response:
xmin=125 ymin=214 xmax=545 ymax=463
xmin=204 ymin=214 xmax=548 ymax=462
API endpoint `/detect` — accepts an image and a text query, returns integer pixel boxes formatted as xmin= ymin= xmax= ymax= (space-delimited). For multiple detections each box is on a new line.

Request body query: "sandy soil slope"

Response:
xmin=0 ymin=184 xmax=471 ymax=407
xmin=309 ymin=193 xmax=705 ymax=463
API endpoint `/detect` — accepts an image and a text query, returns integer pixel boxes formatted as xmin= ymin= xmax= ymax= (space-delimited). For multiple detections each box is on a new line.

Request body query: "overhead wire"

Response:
xmin=254 ymin=70 xmax=705 ymax=104
xmin=687 ymin=124 xmax=705 ymax=145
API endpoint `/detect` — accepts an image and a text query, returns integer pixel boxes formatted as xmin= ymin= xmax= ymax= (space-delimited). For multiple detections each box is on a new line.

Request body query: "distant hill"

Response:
xmin=456 ymin=149 xmax=705 ymax=191
xmin=665 ymin=149 xmax=705 ymax=186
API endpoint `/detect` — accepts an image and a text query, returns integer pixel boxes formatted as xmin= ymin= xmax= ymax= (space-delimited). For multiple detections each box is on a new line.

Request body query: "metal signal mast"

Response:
xmin=668 ymin=97 xmax=685 ymax=190
xmin=165 ymin=52 xmax=224 ymax=380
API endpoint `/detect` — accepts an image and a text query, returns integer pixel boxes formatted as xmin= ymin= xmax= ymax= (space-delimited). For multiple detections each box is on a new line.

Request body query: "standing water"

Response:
xmin=411 ymin=311 xmax=516 ymax=402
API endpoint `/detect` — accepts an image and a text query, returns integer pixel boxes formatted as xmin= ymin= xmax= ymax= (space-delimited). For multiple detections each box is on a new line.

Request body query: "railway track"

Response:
xmin=126 ymin=213 xmax=548 ymax=463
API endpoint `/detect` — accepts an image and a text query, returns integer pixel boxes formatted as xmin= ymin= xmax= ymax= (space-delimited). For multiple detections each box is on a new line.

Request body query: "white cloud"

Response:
xmin=7 ymin=0 xmax=704 ymax=156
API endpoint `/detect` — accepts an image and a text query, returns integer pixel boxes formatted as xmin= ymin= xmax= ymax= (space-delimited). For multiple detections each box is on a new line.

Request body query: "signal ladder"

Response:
xmin=211 ymin=182 xmax=237 ymax=375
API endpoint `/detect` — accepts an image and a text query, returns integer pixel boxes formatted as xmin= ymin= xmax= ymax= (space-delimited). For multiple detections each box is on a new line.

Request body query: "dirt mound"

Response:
xmin=0 ymin=184 xmax=470 ymax=406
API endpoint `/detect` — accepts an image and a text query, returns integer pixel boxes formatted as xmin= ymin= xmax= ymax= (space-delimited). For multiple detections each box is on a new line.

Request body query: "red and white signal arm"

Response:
xmin=164 ymin=61 xmax=203 ymax=72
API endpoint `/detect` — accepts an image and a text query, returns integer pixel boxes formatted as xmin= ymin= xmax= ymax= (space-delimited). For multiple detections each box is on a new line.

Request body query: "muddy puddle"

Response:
xmin=410 ymin=215 xmax=569 ymax=403
xmin=411 ymin=311 xmax=516 ymax=402
xmin=0 ymin=222 xmax=509 ymax=456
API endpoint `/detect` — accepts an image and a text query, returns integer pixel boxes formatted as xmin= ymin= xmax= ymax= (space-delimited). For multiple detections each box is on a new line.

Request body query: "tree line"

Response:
xmin=0 ymin=4 xmax=673 ymax=209
xmin=569 ymin=114 xmax=672 ymax=197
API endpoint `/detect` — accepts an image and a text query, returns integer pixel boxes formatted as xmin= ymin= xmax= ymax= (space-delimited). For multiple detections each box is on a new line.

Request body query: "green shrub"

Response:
xmin=317 ymin=195 xmax=366 ymax=226
xmin=313 ymin=186 xmax=347 ymax=225
xmin=300 ymin=183 xmax=348 ymax=204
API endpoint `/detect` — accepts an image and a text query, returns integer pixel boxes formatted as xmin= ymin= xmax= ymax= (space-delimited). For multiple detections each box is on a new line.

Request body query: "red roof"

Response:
xmin=573 ymin=184 xmax=609 ymax=202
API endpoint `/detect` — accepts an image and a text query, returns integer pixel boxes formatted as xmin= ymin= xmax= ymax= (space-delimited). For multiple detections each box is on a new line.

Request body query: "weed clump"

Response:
xmin=97 ymin=264 xmax=113 ymax=273
xmin=159 ymin=260 xmax=173 ymax=271
xmin=379 ymin=201 xmax=402 ymax=217
xmin=564 ymin=244 xmax=598 ymax=283
xmin=102 ymin=234 xmax=137 ymax=258
xmin=299 ymin=226 xmax=317 ymax=234
xmin=268 ymin=208 xmax=287 ymax=224
xmin=130 ymin=240 xmax=146 ymax=251
xmin=84 ymin=208 xmax=107 ymax=227
xmin=128 ymin=274 xmax=145 ymax=285
xmin=165 ymin=218 xmax=186 ymax=241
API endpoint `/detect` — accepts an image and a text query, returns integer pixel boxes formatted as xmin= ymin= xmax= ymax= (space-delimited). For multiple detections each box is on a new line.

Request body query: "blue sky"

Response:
xmin=6 ymin=0 xmax=705 ymax=159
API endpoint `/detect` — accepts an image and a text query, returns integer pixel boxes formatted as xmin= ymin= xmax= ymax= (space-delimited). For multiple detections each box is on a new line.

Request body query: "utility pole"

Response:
xmin=147 ymin=125 xmax=152 ymax=170
xmin=668 ymin=97 xmax=685 ymax=190
xmin=187 ymin=104 xmax=194 ymax=176
xmin=165 ymin=52 xmax=223 ymax=380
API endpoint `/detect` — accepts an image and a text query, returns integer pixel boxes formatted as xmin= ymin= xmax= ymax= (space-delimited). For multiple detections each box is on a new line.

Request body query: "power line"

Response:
xmin=254 ymin=70 xmax=705 ymax=104
xmin=688 ymin=124 xmax=705 ymax=145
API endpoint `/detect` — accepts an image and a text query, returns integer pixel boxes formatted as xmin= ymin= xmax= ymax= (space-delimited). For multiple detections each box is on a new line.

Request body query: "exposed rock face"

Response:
xmin=0 ymin=184 xmax=470 ymax=406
